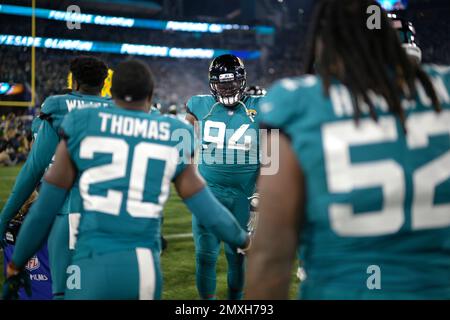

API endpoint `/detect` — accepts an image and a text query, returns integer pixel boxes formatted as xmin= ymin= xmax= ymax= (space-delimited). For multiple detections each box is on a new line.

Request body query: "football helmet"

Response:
xmin=390 ymin=15 xmax=422 ymax=64
xmin=209 ymin=54 xmax=247 ymax=107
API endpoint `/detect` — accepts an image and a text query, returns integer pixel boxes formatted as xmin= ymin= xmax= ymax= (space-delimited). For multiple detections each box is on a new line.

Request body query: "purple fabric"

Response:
xmin=3 ymin=243 xmax=53 ymax=300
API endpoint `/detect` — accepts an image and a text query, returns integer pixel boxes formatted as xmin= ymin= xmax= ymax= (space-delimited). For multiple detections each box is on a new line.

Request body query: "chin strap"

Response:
xmin=203 ymin=100 xmax=254 ymax=123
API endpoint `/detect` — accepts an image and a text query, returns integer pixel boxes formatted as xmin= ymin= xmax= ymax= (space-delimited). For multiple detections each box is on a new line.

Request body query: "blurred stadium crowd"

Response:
xmin=0 ymin=113 xmax=32 ymax=166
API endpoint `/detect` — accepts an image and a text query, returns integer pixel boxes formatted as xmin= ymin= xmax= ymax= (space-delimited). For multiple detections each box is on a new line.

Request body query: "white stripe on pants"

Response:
xmin=136 ymin=248 xmax=155 ymax=300
xmin=68 ymin=213 xmax=81 ymax=250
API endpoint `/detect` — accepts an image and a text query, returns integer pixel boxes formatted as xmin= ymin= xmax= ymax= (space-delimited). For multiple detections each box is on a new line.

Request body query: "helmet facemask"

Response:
xmin=210 ymin=78 xmax=246 ymax=107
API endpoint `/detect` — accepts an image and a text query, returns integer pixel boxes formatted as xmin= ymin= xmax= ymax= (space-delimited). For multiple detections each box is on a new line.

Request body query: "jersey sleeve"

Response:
xmin=31 ymin=117 xmax=42 ymax=139
xmin=186 ymin=96 xmax=198 ymax=120
xmin=60 ymin=108 xmax=77 ymax=139
xmin=41 ymin=95 xmax=70 ymax=133
xmin=40 ymin=96 xmax=59 ymax=118
xmin=60 ymin=108 xmax=88 ymax=161
xmin=186 ymin=95 xmax=212 ymax=121
xmin=258 ymin=79 xmax=304 ymax=137
xmin=0 ymin=120 xmax=59 ymax=237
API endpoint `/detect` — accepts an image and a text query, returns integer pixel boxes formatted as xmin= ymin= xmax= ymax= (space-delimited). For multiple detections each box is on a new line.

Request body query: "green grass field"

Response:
xmin=0 ymin=165 xmax=299 ymax=299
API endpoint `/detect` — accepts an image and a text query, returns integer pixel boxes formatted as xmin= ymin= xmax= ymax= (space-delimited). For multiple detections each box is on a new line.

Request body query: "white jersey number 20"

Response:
xmin=79 ymin=137 xmax=179 ymax=218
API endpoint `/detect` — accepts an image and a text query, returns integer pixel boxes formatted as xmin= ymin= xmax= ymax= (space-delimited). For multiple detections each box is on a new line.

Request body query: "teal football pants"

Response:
xmin=64 ymin=248 xmax=162 ymax=300
xmin=192 ymin=187 xmax=249 ymax=300
xmin=47 ymin=214 xmax=73 ymax=299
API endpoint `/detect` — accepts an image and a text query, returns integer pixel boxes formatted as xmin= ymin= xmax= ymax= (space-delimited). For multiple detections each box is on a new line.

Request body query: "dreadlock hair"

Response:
xmin=303 ymin=0 xmax=440 ymax=130
xmin=70 ymin=56 xmax=108 ymax=93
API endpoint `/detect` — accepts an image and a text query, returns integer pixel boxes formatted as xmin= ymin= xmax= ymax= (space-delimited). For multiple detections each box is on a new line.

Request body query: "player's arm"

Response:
xmin=6 ymin=140 xmax=76 ymax=276
xmin=174 ymin=164 xmax=250 ymax=250
xmin=185 ymin=113 xmax=197 ymax=125
xmin=245 ymin=133 xmax=305 ymax=299
xmin=185 ymin=112 xmax=202 ymax=145
xmin=0 ymin=121 xmax=59 ymax=241
xmin=184 ymin=99 xmax=198 ymax=126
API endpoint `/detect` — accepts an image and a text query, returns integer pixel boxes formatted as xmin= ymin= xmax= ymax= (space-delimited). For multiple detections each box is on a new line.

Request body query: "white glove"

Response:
xmin=237 ymin=234 xmax=251 ymax=255
xmin=237 ymin=193 xmax=260 ymax=256
xmin=247 ymin=193 xmax=260 ymax=237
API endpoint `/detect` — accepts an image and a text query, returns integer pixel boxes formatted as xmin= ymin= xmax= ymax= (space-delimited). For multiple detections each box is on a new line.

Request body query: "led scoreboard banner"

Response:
xmin=0 ymin=34 xmax=261 ymax=60
xmin=0 ymin=4 xmax=275 ymax=35
xmin=0 ymin=1 xmax=264 ymax=107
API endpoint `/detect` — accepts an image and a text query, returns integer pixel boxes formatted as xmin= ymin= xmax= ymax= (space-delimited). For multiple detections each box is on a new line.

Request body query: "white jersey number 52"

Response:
xmin=323 ymin=111 xmax=450 ymax=236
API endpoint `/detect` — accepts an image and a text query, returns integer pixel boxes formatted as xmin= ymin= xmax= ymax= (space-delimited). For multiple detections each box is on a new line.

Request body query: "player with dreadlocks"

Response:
xmin=1 ymin=56 xmax=114 ymax=299
xmin=246 ymin=0 xmax=450 ymax=299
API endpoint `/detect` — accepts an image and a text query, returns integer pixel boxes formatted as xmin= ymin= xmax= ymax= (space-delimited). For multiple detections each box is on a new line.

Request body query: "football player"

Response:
xmin=3 ymin=59 xmax=250 ymax=300
xmin=185 ymin=54 xmax=263 ymax=300
xmin=0 ymin=56 xmax=113 ymax=299
xmin=246 ymin=0 xmax=450 ymax=299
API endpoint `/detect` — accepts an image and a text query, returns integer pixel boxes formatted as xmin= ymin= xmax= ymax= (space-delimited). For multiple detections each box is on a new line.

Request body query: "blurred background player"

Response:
xmin=390 ymin=14 xmax=422 ymax=64
xmin=185 ymin=54 xmax=262 ymax=300
xmin=245 ymin=85 xmax=267 ymax=97
xmin=2 ymin=115 xmax=52 ymax=300
xmin=0 ymin=56 xmax=113 ymax=299
xmin=68 ymin=68 xmax=114 ymax=99
xmin=3 ymin=59 xmax=250 ymax=300
xmin=246 ymin=0 xmax=450 ymax=299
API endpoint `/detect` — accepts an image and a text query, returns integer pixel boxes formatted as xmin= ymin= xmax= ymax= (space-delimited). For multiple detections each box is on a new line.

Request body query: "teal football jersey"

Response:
xmin=41 ymin=92 xmax=113 ymax=133
xmin=259 ymin=65 xmax=450 ymax=299
xmin=61 ymin=106 xmax=194 ymax=258
xmin=187 ymin=94 xmax=262 ymax=196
